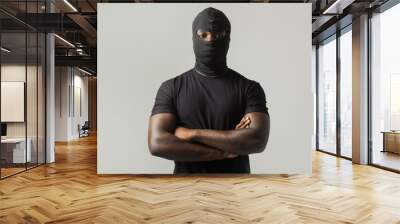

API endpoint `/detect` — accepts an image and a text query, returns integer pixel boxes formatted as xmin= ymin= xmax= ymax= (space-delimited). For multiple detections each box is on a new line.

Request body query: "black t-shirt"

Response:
xmin=151 ymin=68 xmax=268 ymax=174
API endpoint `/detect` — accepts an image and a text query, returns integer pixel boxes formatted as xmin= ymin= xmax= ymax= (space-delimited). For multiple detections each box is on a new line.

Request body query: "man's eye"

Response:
xmin=216 ymin=32 xmax=226 ymax=39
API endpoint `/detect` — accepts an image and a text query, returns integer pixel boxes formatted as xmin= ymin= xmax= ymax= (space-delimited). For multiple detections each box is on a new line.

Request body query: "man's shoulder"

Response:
xmin=227 ymin=68 xmax=259 ymax=85
xmin=161 ymin=69 xmax=193 ymax=86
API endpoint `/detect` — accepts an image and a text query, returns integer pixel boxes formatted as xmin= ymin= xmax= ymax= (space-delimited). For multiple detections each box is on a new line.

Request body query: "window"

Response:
xmin=339 ymin=28 xmax=352 ymax=158
xmin=370 ymin=3 xmax=400 ymax=171
xmin=317 ymin=36 xmax=337 ymax=154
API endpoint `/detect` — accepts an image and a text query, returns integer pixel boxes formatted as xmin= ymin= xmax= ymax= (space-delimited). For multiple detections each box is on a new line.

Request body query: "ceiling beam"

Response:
xmin=55 ymin=55 xmax=96 ymax=69
xmin=67 ymin=13 xmax=97 ymax=41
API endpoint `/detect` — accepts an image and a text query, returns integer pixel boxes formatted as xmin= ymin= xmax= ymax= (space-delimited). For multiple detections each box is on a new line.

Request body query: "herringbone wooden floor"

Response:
xmin=1 ymin=134 xmax=400 ymax=224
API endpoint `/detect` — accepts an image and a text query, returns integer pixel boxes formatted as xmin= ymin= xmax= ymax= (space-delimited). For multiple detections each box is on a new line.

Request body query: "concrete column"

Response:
xmin=46 ymin=1 xmax=55 ymax=163
xmin=352 ymin=14 xmax=369 ymax=164
xmin=46 ymin=33 xmax=55 ymax=163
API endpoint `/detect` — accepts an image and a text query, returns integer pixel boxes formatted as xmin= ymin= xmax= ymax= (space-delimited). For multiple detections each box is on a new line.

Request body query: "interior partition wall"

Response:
xmin=0 ymin=1 xmax=47 ymax=179
xmin=316 ymin=25 xmax=353 ymax=159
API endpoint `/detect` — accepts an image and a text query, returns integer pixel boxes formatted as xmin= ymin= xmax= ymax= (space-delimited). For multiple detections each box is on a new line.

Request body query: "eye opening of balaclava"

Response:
xmin=192 ymin=7 xmax=231 ymax=77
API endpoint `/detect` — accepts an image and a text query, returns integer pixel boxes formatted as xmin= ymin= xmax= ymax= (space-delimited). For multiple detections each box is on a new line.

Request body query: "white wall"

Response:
xmin=55 ymin=67 xmax=69 ymax=141
xmin=55 ymin=67 xmax=89 ymax=141
xmin=72 ymin=73 xmax=89 ymax=138
xmin=98 ymin=3 xmax=313 ymax=174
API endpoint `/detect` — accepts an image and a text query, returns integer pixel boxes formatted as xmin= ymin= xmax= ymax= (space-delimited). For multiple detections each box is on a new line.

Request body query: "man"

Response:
xmin=148 ymin=7 xmax=270 ymax=174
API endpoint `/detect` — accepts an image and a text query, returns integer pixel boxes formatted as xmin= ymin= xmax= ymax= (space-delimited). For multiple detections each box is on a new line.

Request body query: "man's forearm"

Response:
xmin=190 ymin=128 xmax=267 ymax=155
xmin=149 ymin=132 xmax=234 ymax=162
xmin=173 ymin=112 xmax=270 ymax=155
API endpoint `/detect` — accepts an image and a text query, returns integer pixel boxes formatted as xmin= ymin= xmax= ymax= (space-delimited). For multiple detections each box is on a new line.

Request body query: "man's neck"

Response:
xmin=194 ymin=61 xmax=228 ymax=78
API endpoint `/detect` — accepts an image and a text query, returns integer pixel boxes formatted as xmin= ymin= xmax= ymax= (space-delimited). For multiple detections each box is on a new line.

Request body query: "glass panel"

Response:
xmin=371 ymin=4 xmax=400 ymax=171
xmin=26 ymin=0 xmax=39 ymax=169
xmin=27 ymin=31 xmax=38 ymax=169
xmin=340 ymin=29 xmax=352 ymax=158
xmin=318 ymin=37 xmax=337 ymax=154
xmin=1 ymin=31 xmax=27 ymax=177
xmin=0 ymin=1 xmax=46 ymax=179
xmin=38 ymin=32 xmax=45 ymax=165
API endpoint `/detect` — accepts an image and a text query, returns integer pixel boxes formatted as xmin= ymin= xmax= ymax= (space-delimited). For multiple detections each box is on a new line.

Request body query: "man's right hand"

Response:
xmin=221 ymin=116 xmax=252 ymax=159
xmin=222 ymin=116 xmax=251 ymax=159
xmin=235 ymin=116 xmax=251 ymax=130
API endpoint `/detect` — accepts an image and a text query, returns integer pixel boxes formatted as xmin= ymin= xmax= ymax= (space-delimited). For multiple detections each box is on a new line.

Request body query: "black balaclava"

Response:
xmin=192 ymin=7 xmax=231 ymax=77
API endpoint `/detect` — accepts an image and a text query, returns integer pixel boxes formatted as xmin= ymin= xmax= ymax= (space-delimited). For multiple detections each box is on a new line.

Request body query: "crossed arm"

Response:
xmin=175 ymin=112 xmax=270 ymax=155
xmin=148 ymin=112 xmax=270 ymax=161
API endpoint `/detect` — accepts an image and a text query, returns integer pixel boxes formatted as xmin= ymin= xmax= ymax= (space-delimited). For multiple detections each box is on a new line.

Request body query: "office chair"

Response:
xmin=79 ymin=121 xmax=90 ymax=138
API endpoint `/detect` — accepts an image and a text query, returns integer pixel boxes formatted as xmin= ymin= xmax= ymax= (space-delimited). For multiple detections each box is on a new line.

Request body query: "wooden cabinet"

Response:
xmin=382 ymin=132 xmax=400 ymax=154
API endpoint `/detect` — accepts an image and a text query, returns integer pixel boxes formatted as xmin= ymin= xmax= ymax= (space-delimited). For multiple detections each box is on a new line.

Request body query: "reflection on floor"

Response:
xmin=373 ymin=150 xmax=400 ymax=171
xmin=0 ymin=135 xmax=400 ymax=223
xmin=0 ymin=162 xmax=42 ymax=178
xmin=341 ymin=147 xmax=352 ymax=158
xmin=0 ymin=167 xmax=25 ymax=177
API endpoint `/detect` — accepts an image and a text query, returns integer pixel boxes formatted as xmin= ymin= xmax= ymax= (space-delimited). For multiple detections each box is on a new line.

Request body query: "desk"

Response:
xmin=382 ymin=131 xmax=400 ymax=154
xmin=1 ymin=138 xmax=31 ymax=163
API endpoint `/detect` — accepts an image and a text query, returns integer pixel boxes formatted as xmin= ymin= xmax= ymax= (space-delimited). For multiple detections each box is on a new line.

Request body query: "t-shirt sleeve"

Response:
xmin=244 ymin=81 xmax=269 ymax=114
xmin=151 ymin=80 xmax=177 ymax=116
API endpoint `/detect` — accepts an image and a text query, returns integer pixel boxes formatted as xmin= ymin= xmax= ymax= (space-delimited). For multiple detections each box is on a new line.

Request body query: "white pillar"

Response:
xmin=45 ymin=0 xmax=56 ymax=163
xmin=46 ymin=32 xmax=55 ymax=163
xmin=352 ymin=14 xmax=369 ymax=164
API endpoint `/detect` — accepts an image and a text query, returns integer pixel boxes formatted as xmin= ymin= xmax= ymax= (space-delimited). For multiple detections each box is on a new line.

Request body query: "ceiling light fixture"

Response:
xmin=54 ymin=34 xmax=75 ymax=48
xmin=1 ymin=47 xmax=11 ymax=53
xmin=76 ymin=48 xmax=85 ymax=55
xmin=63 ymin=0 xmax=78 ymax=12
xmin=78 ymin=67 xmax=93 ymax=76
xmin=322 ymin=0 xmax=355 ymax=15
xmin=322 ymin=0 xmax=343 ymax=14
